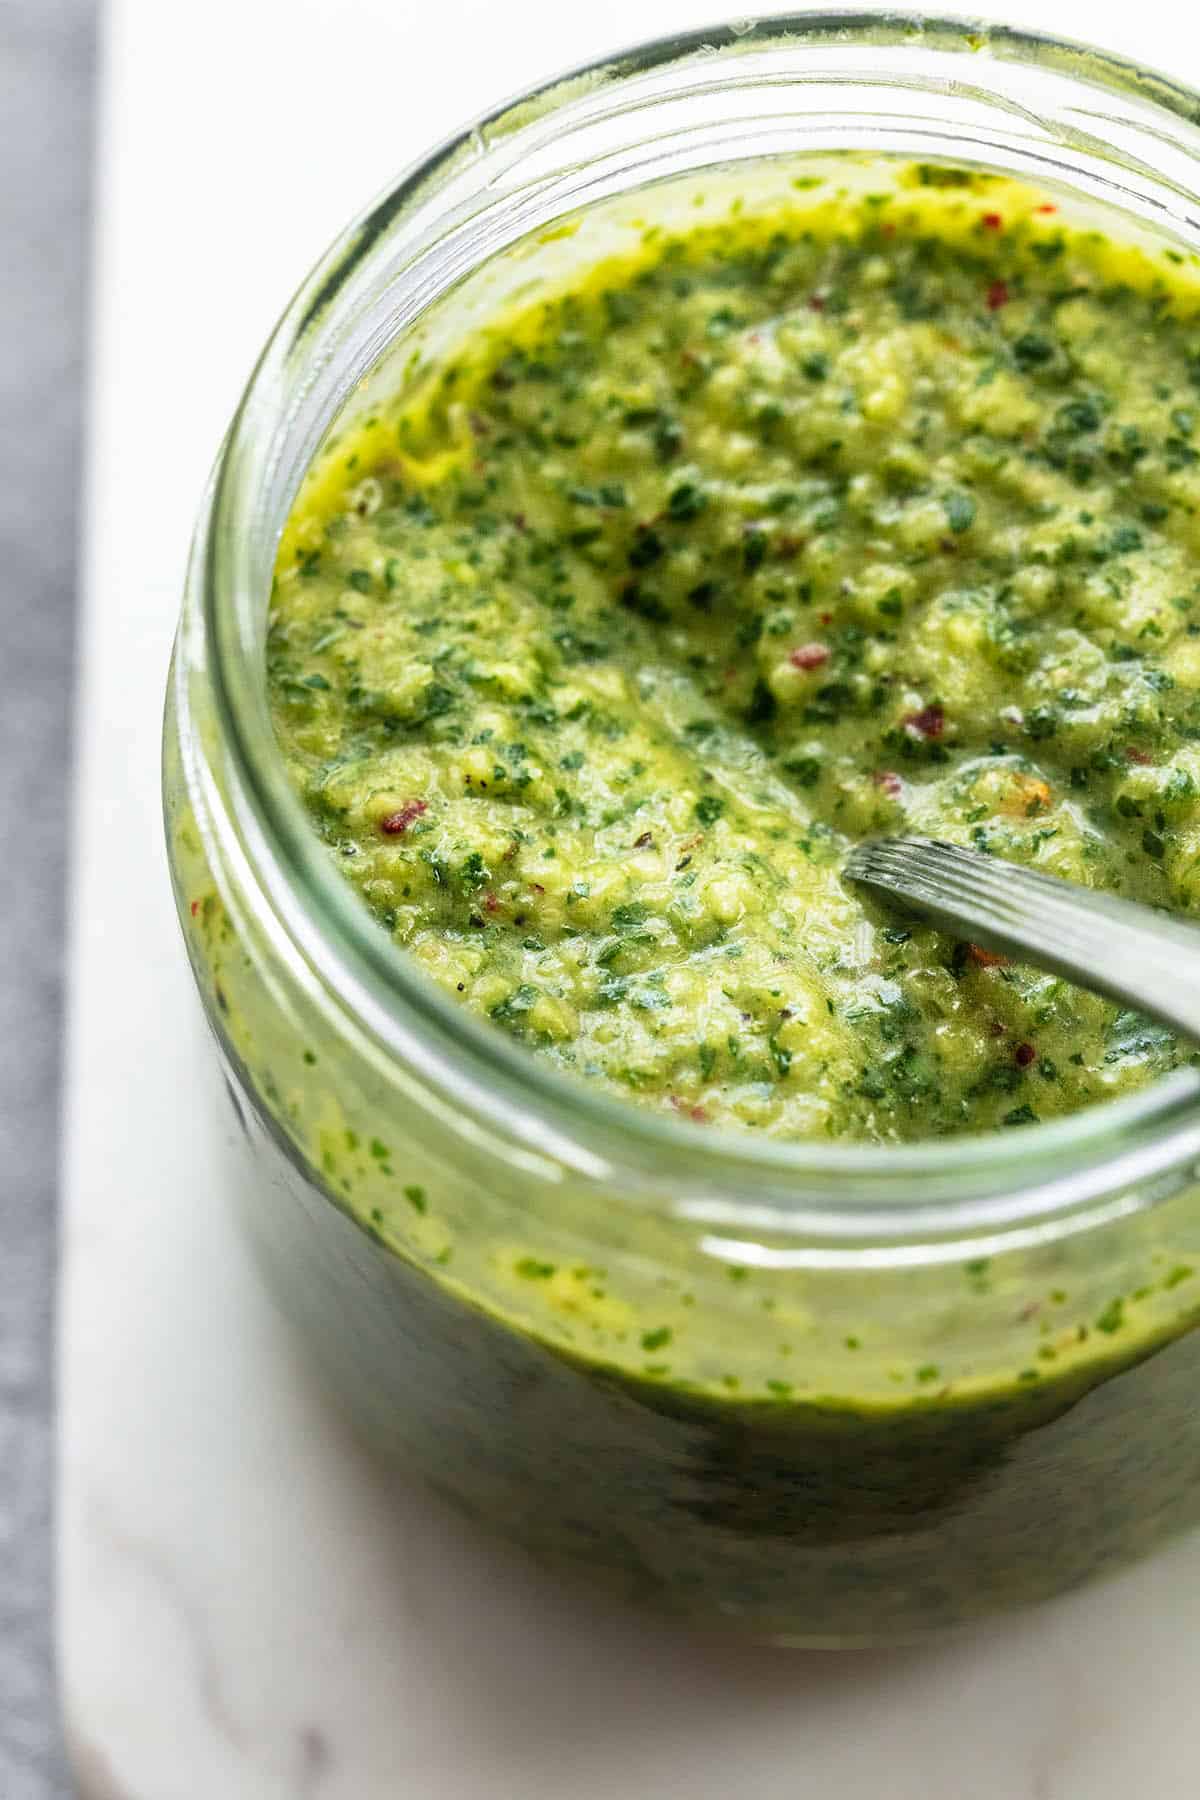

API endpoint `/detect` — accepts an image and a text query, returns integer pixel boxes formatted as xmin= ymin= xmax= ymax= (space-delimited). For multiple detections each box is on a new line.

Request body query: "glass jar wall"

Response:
xmin=165 ymin=16 xmax=1200 ymax=1643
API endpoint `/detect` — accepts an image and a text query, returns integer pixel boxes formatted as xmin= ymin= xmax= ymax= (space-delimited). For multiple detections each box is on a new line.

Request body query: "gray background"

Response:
xmin=1 ymin=0 xmax=95 ymax=1794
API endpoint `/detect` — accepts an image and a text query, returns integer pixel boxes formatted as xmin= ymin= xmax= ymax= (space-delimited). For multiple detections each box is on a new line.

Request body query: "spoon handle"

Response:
xmin=845 ymin=835 xmax=1200 ymax=1043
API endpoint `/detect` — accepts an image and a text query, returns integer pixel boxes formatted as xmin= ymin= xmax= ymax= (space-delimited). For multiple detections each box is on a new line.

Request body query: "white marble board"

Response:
xmin=59 ymin=1 xmax=1200 ymax=1794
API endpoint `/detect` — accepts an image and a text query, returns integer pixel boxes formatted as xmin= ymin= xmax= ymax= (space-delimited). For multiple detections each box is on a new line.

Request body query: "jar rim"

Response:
xmin=196 ymin=10 xmax=1200 ymax=1244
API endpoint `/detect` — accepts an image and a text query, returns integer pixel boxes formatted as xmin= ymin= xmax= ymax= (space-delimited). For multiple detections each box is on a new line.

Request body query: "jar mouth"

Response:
xmin=199 ymin=10 xmax=1200 ymax=1242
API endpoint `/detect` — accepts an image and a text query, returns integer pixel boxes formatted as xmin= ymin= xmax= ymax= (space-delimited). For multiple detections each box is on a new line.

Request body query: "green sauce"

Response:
xmin=270 ymin=167 xmax=1200 ymax=1141
xmin=181 ymin=162 xmax=1200 ymax=1637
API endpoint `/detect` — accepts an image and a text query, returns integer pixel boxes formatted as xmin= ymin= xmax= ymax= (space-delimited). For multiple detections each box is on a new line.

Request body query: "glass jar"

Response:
xmin=164 ymin=15 xmax=1200 ymax=1645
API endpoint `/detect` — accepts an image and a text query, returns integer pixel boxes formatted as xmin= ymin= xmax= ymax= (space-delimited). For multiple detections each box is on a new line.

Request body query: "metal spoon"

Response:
xmin=844 ymin=835 xmax=1200 ymax=1042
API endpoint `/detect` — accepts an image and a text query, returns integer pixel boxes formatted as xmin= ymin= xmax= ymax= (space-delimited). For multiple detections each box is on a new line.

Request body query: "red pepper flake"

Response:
xmin=1014 ymin=1041 xmax=1037 ymax=1068
xmin=633 ymin=830 xmax=654 ymax=849
xmin=747 ymin=331 xmax=761 ymax=345
xmin=872 ymin=770 xmax=902 ymax=798
xmin=807 ymin=294 xmax=826 ymax=312
xmin=881 ymin=220 xmax=896 ymax=238
xmin=789 ymin=642 xmax=830 ymax=671
xmin=818 ymin=610 xmax=833 ymax=625
xmin=671 ymin=1095 xmax=709 ymax=1123
xmin=989 ymin=1020 xmax=1006 ymax=1038
xmin=379 ymin=799 xmax=428 ymax=836
xmin=903 ymin=704 xmax=944 ymax=740
xmin=484 ymin=890 xmax=502 ymax=915
xmin=986 ymin=279 xmax=1010 ymax=311
xmin=1126 ymin=746 xmax=1153 ymax=765
xmin=982 ymin=212 xmax=1003 ymax=231
xmin=1037 ymin=203 xmax=1057 ymax=215
xmin=775 ymin=533 xmax=804 ymax=560
xmin=680 ymin=347 xmax=701 ymax=367
xmin=968 ymin=945 xmax=1008 ymax=969
xmin=190 ymin=899 xmax=200 ymax=918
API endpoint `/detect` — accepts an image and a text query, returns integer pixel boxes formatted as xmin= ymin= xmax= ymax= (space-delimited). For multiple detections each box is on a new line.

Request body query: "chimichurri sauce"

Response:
xmin=270 ymin=166 xmax=1200 ymax=1141
xmin=193 ymin=162 xmax=1200 ymax=1636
